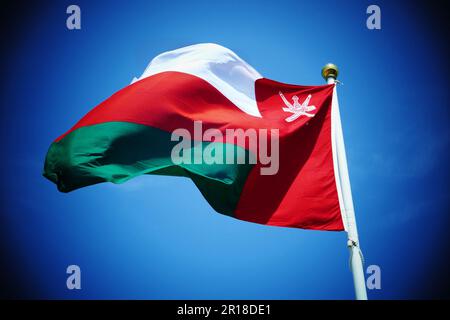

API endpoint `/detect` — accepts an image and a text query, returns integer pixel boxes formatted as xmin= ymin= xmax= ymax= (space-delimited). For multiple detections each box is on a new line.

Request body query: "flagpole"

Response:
xmin=322 ymin=64 xmax=368 ymax=300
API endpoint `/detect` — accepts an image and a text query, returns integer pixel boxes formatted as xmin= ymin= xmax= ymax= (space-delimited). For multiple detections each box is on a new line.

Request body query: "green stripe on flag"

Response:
xmin=43 ymin=122 xmax=255 ymax=216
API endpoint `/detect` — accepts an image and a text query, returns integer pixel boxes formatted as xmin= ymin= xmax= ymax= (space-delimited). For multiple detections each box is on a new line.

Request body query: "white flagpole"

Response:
xmin=322 ymin=64 xmax=368 ymax=300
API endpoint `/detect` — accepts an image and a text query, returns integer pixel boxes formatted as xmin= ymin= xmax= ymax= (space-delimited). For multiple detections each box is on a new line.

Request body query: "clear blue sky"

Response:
xmin=0 ymin=0 xmax=449 ymax=299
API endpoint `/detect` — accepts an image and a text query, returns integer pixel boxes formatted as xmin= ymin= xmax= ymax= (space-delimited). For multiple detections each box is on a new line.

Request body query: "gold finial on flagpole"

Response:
xmin=321 ymin=63 xmax=339 ymax=80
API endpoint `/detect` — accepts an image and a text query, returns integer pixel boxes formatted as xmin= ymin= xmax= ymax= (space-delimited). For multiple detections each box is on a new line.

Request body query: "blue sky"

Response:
xmin=0 ymin=0 xmax=449 ymax=299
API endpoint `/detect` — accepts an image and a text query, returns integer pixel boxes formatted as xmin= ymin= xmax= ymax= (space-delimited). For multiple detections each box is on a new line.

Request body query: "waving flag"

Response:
xmin=44 ymin=43 xmax=346 ymax=231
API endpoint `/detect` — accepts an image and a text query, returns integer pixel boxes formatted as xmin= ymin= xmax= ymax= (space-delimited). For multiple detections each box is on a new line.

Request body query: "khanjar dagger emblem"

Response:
xmin=279 ymin=91 xmax=316 ymax=122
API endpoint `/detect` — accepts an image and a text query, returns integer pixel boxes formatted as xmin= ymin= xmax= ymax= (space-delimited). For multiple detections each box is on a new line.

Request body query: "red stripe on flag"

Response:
xmin=56 ymin=71 xmax=333 ymax=143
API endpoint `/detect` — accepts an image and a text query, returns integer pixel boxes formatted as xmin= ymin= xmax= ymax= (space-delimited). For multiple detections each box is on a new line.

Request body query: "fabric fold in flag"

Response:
xmin=43 ymin=43 xmax=345 ymax=231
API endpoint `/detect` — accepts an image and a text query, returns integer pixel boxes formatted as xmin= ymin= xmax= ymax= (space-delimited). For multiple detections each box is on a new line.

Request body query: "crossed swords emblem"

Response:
xmin=279 ymin=91 xmax=316 ymax=122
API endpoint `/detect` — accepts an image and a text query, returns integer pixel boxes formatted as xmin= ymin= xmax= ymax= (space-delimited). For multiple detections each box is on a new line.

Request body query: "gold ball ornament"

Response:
xmin=321 ymin=63 xmax=339 ymax=80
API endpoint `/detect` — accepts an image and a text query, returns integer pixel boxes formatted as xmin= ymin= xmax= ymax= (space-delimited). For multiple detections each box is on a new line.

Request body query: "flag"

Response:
xmin=44 ymin=43 xmax=346 ymax=231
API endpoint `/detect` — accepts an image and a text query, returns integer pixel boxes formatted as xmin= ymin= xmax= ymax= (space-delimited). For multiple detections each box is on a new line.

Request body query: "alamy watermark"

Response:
xmin=66 ymin=264 xmax=81 ymax=290
xmin=66 ymin=5 xmax=81 ymax=30
xmin=366 ymin=264 xmax=381 ymax=290
xmin=171 ymin=121 xmax=280 ymax=175
xmin=366 ymin=5 xmax=381 ymax=30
